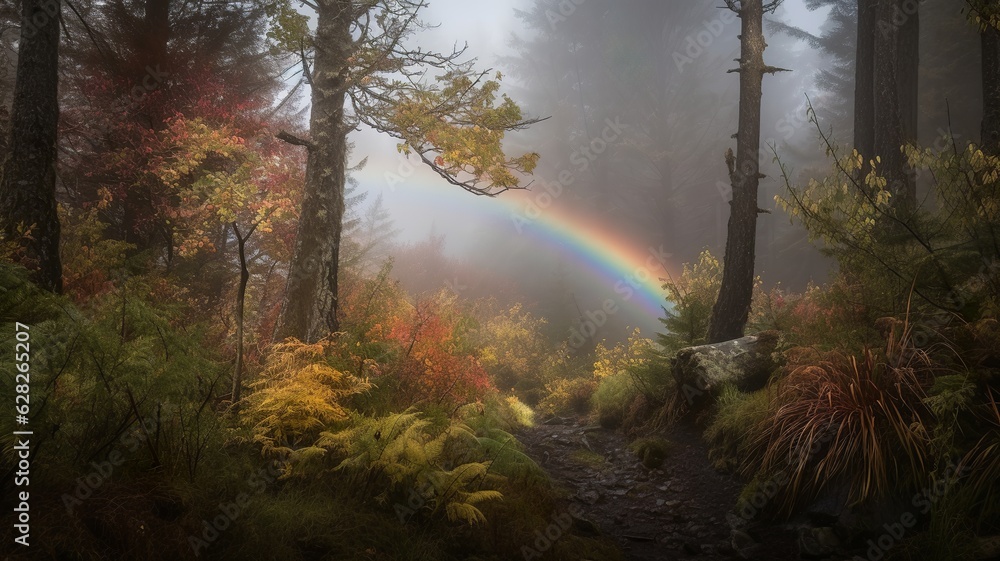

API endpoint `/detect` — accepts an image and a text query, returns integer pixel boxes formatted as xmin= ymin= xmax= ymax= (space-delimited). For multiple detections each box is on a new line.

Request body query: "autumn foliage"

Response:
xmin=384 ymin=293 xmax=493 ymax=407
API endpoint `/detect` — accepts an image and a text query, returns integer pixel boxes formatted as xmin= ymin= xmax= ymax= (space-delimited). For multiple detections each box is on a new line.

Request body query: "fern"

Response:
xmin=320 ymin=410 xmax=505 ymax=526
xmin=241 ymin=338 xmax=372 ymax=468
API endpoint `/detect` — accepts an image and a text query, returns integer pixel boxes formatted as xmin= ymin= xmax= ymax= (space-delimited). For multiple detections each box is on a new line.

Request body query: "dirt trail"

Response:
xmin=518 ymin=419 xmax=801 ymax=561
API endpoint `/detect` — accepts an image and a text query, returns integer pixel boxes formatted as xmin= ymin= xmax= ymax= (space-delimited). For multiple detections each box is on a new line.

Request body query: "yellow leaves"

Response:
xmin=445 ymin=502 xmax=488 ymax=525
xmin=593 ymin=328 xmax=653 ymax=380
xmin=386 ymin=72 xmax=537 ymax=194
xmin=444 ymin=487 xmax=505 ymax=525
xmin=874 ymin=188 xmax=893 ymax=208
xmin=151 ymin=116 xmax=301 ymax=258
xmin=241 ymin=338 xmax=372 ymax=463
xmin=96 ymin=187 xmax=113 ymax=210
xmin=322 ymin=410 xmax=506 ymax=526
xmin=839 ymin=149 xmax=864 ymax=174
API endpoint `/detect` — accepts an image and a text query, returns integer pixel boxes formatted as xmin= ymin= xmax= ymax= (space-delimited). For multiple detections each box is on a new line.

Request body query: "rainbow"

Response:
xmin=501 ymin=201 xmax=673 ymax=320
xmin=357 ymin=164 xmax=676 ymax=325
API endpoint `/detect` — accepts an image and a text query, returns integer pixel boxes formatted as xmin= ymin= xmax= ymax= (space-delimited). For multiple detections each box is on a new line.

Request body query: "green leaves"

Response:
xmin=382 ymin=71 xmax=541 ymax=196
xmin=320 ymin=409 xmax=505 ymax=525
xmin=265 ymin=0 xmax=312 ymax=53
xmin=658 ymin=250 xmax=722 ymax=353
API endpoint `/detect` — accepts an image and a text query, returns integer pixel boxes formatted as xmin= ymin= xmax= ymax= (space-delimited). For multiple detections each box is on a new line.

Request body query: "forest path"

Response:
xmin=517 ymin=419 xmax=801 ymax=561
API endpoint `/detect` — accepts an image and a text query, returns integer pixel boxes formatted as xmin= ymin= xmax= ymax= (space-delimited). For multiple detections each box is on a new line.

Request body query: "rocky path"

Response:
xmin=518 ymin=419 xmax=801 ymax=561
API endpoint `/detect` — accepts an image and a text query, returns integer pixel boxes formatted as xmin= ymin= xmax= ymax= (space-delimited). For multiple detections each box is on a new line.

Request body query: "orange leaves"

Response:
xmin=384 ymin=295 xmax=493 ymax=407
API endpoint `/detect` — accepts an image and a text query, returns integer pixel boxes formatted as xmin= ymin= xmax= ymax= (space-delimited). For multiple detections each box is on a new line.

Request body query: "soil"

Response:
xmin=518 ymin=418 xmax=804 ymax=561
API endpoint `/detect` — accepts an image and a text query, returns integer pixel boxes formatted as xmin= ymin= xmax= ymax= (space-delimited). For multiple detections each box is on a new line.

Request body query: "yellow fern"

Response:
xmin=241 ymin=338 xmax=371 ymax=469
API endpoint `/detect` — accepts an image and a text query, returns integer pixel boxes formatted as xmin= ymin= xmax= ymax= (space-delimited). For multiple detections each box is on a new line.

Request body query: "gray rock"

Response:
xmin=671 ymin=330 xmax=784 ymax=410
xmin=731 ymin=529 xmax=759 ymax=554
xmin=572 ymin=513 xmax=602 ymax=536
xmin=798 ymin=526 xmax=840 ymax=559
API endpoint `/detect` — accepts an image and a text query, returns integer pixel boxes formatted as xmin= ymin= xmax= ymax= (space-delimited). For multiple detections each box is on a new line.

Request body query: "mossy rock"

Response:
xmin=597 ymin=405 xmax=623 ymax=429
xmin=671 ymin=330 xmax=785 ymax=410
xmin=628 ymin=436 xmax=672 ymax=469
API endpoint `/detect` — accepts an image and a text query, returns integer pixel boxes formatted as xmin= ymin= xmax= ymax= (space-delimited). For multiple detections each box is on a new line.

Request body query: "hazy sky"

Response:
xmin=349 ymin=0 xmax=830 ymax=251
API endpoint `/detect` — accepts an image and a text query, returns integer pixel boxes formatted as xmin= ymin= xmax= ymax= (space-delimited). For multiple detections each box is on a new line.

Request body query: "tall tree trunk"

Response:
xmin=854 ymin=0 xmax=876 ymax=180
xmin=0 ymin=0 xmax=62 ymax=292
xmin=708 ymin=0 xmax=785 ymax=344
xmin=897 ymin=0 xmax=918 ymax=205
xmin=141 ymin=0 xmax=170 ymax=133
xmin=897 ymin=0 xmax=918 ymax=146
xmin=873 ymin=0 xmax=915 ymax=211
xmin=143 ymin=0 xmax=170 ymax=70
xmin=983 ymin=24 xmax=1000 ymax=155
xmin=275 ymin=0 xmax=351 ymax=343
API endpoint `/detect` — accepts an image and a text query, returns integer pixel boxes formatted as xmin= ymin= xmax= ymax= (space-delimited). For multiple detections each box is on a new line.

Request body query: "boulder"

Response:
xmin=671 ymin=330 xmax=783 ymax=409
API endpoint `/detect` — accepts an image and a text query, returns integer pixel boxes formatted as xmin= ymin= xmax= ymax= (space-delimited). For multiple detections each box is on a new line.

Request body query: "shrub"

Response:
xmin=0 ymin=270 xmax=229 ymax=481
xmin=537 ymin=377 xmax=596 ymax=417
xmin=628 ymin=436 xmax=672 ymax=469
xmin=741 ymin=326 xmax=936 ymax=516
xmin=703 ymin=385 xmax=772 ymax=472
xmin=471 ymin=301 xmax=552 ymax=396
xmin=384 ymin=293 xmax=494 ymax=408
xmin=658 ymin=250 xmax=722 ymax=354
xmin=592 ymin=372 xmax=635 ymax=429
xmin=590 ymin=329 xmax=670 ymax=429
xmin=240 ymin=337 xmax=372 ymax=471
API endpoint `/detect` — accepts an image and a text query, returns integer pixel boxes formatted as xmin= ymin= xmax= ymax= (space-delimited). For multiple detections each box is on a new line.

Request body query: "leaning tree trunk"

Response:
xmin=983 ymin=23 xmax=1000 ymax=156
xmin=854 ymin=0 xmax=876 ymax=182
xmin=274 ymin=0 xmax=351 ymax=343
xmin=0 ymin=0 xmax=62 ymax=293
xmin=707 ymin=0 xmax=786 ymax=344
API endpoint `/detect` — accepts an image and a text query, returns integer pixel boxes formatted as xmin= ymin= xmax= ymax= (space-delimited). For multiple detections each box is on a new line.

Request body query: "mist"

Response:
xmin=346 ymin=0 xmax=977 ymax=349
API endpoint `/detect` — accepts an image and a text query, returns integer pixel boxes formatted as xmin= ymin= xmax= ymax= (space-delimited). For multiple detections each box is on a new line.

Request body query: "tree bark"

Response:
xmin=896 ymin=0 xmax=918 ymax=147
xmin=854 ymin=0 xmax=876 ymax=181
xmin=0 ymin=0 xmax=62 ymax=292
xmin=232 ymin=223 xmax=251 ymax=404
xmin=873 ymin=0 xmax=915 ymax=211
xmin=143 ymin=0 xmax=170 ymax=71
xmin=708 ymin=0 xmax=782 ymax=343
xmin=274 ymin=0 xmax=351 ymax=343
xmin=983 ymin=24 xmax=1000 ymax=155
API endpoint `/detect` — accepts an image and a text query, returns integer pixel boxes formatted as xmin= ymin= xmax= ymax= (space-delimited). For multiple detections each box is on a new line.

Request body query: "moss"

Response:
xmin=628 ymin=436 xmax=672 ymax=469
xmin=569 ymin=448 xmax=607 ymax=469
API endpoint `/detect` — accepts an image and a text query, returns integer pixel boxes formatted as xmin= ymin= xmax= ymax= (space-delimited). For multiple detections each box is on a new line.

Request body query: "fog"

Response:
xmin=345 ymin=0 xmax=982 ymax=347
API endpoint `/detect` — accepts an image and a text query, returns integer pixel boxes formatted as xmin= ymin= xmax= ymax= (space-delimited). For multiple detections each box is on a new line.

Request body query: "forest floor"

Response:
xmin=518 ymin=419 xmax=803 ymax=561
